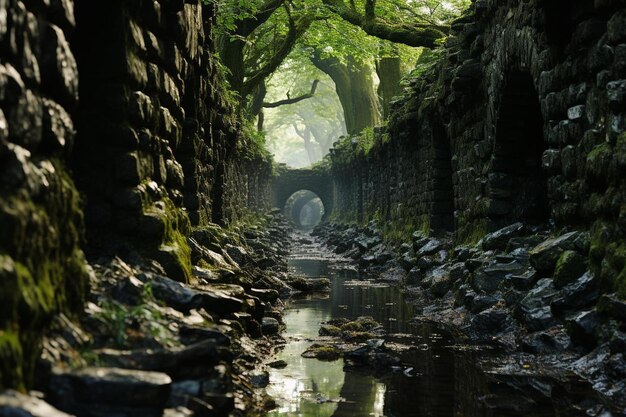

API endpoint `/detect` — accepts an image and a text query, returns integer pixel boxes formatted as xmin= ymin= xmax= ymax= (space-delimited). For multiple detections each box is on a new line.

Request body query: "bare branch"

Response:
xmin=263 ymin=80 xmax=320 ymax=108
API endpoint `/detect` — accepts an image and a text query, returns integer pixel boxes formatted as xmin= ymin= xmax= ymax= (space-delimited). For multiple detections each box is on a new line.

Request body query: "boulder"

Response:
xmin=49 ymin=367 xmax=171 ymax=417
xmin=597 ymin=294 xmax=626 ymax=323
xmin=551 ymin=272 xmax=600 ymax=314
xmin=261 ymin=317 xmax=280 ymax=335
xmin=0 ymin=391 xmax=74 ymax=417
xmin=553 ymin=251 xmax=587 ymax=288
xmin=470 ymin=308 xmax=511 ymax=334
xmin=529 ymin=232 xmax=582 ymax=272
xmin=430 ymin=269 xmax=453 ymax=297
xmin=471 ymin=260 xmax=527 ymax=293
xmin=145 ymin=273 xmax=244 ymax=315
xmin=566 ymin=310 xmax=600 ymax=348
xmin=482 ymin=222 xmax=524 ymax=251
xmin=521 ymin=327 xmax=571 ymax=354
xmin=94 ymin=340 xmax=222 ymax=379
xmin=415 ymin=239 xmax=443 ymax=258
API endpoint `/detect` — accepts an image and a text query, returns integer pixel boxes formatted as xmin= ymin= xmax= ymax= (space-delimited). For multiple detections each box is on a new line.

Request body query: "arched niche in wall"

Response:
xmin=488 ymin=71 xmax=549 ymax=227
xmin=430 ymin=123 xmax=455 ymax=234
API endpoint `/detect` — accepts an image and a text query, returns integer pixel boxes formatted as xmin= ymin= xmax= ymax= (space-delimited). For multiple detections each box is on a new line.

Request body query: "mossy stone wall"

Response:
xmin=327 ymin=0 xmax=625 ymax=288
xmin=0 ymin=0 xmax=90 ymax=389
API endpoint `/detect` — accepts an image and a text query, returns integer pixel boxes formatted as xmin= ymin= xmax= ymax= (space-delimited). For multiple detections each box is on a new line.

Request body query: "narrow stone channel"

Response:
xmin=266 ymin=232 xmax=460 ymax=417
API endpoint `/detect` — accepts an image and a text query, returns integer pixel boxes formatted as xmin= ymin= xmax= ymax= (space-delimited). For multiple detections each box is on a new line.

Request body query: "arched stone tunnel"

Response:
xmin=270 ymin=167 xmax=334 ymax=222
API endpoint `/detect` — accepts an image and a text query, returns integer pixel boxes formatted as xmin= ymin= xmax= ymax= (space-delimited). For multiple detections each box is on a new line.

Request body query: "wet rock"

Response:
xmin=597 ymin=293 xmax=626 ymax=323
xmin=0 ymin=391 xmax=73 ymax=417
xmin=520 ymin=306 xmax=556 ymax=332
xmin=482 ymin=222 xmax=524 ymax=250
xmin=399 ymin=252 xmax=417 ymax=271
xmin=249 ymin=288 xmax=279 ymax=303
xmin=521 ymin=327 xmax=571 ymax=354
xmin=509 ymin=268 xmax=538 ymax=290
xmin=553 ymin=250 xmax=587 ymax=288
xmin=510 ymin=241 xmax=544 ymax=259
xmin=465 ymin=258 xmax=486 ymax=272
xmin=286 ymin=276 xmax=330 ymax=292
xmin=470 ymin=308 xmax=511 ymax=335
xmin=415 ymin=239 xmax=443 ymax=258
xmin=301 ymin=344 xmax=342 ymax=361
xmin=567 ymin=310 xmax=600 ymax=348
xmin=49 ymin=367 xmax=171 ymax=417
xmin=551 ymin=272 xmax=600 ymax=314
xmin=261 ymin=317 xmax=280 ymax=335
xmin=430 ymin=269 xmax=453 ymax=297
xmin=471 ymin=260 xmax=527 ymax=293
xmin=449 ymin=262 xmax=470 ymax=282
xmin=95 ymin=340 xmax=223 ymax=379
xmin=421 ymin=266 xmax=446 ymax=289
xmin=529 ymin=231 xmax=581 ymax=272
xmin=470 ymin=294 xmax=500 ymax=313
xmin=406 ymin=267 xmax=421 ymax=285
xmin=146 ymin=273 xmax=244 ymax=315
xmin=224 ymin=244 xmax=249 ymax=266
xmin=319 ymin=324 xmax=341 ymax=337
xmin=518 ymin=279 xmax=560 ymax=331
xmin=178 ymin=325 xmax=230 ymax=346
xmin=417 ymin=256 xmax=436 ymax=270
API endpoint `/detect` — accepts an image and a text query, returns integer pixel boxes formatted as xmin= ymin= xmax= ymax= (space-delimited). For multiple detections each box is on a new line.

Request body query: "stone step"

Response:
xmin=94 ymin=339 xmax=231 ymax=380
xmin=49 ymin=367 xmax=171 ymax=417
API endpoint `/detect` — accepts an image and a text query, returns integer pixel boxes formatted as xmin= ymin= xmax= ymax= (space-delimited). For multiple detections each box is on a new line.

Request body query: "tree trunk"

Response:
xmin=376 ymin=56 xmax=402 ymax=119
xmin=311 ymin=53 xmax=381 ymax=135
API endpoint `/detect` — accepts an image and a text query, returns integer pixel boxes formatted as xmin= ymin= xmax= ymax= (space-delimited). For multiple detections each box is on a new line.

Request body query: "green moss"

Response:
xmin=158 ymin=198 xmax=193 ymax=283
xmin=0 ymin=159 xmax=90 ymax=389
xmin=588 ymin=220 xmax=626 ymax=296
xmin=302 ymin=344 xmax=342 ymax=361
xmin=341 ymin=322 xmax=364 ymax=332
xmin=0 ymin=331 xmax=23 ymax=391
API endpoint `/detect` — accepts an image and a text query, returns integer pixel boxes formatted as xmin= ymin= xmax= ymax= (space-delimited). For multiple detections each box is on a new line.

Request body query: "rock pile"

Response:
xmin=313 ymin=221 xmax=626 ymax=414
xmin=0 ymin=212 xmax=291 ymax=417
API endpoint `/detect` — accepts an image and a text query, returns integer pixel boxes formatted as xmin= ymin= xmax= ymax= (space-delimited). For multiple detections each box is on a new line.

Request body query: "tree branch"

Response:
xmin=241 ymin=13 xmax=314 ymax=97
xmin=322 ymin=0 xmax=446 ymax=48
xmin=237 ymin=0 xmax=285 ymax=37
xmin=263 ymin=79 xmax=320 ymax=108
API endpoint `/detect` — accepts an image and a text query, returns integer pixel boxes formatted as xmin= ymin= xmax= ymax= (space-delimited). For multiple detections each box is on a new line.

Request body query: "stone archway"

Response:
xmin=284 ymin=190 xmax=325 ymax=229
xmin=270 ymin=168 xmax=334 ymax=220
xmin=488 ymin=71 xmax=549 ymax=227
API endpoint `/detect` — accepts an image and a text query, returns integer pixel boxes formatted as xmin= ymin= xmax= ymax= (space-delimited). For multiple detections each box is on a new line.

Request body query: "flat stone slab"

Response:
xmin=49 ymin=367 xmax=171 ymax=415
xmin=0 ymin=390 xmax=74 ymax=417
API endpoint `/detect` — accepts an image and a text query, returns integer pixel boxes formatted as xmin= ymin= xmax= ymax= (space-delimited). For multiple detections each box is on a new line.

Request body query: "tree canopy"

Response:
xmin=210 ymin=0 xmax=471 ymax=166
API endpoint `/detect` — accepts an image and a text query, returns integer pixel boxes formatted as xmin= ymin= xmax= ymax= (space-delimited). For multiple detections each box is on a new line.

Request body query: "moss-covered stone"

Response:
xmin=0 ymin=159 xmax=90 ymax=389
xmin=554 ymin=250 xmax=588 ymax=288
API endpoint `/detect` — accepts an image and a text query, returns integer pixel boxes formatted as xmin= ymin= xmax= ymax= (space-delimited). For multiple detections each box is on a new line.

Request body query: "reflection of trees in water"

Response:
xmin=331 ymin=372 xmax=383 ymax=417
xmin=329 ymin=269 xmax=414 ymax=333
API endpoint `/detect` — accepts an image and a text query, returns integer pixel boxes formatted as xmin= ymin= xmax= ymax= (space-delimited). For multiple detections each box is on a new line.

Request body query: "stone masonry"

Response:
xmin=0 ymin=0 xmax=272 ymax=390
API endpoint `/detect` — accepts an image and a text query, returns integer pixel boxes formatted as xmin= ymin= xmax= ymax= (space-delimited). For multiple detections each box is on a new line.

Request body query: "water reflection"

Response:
xmin=268 ymin=258 xmax=438 ymax=417
xmin=267 ymin=248 xmax=582 ymax=417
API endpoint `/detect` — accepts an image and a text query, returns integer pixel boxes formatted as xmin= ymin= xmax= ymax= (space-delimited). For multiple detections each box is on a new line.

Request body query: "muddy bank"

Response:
xmin=0 ymin=211 xmax=294 ymax=417
xmin=310 ymin=222 xmax=626 ymax=416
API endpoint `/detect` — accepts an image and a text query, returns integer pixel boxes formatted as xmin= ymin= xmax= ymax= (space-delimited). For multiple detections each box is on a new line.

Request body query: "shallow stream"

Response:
xmin=264 ymin=234 xmax=582 ymax=417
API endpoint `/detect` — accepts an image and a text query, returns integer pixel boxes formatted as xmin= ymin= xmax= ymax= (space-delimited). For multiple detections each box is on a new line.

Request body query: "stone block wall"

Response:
xmin=328 ymin=0 xmax=626 ymax=291
xmin=0 ymin=0 xmax=91 ymax=389
xmin=0 ymin=0 xmax=272 ymax=389
xmin=71 ymin=0 xmax=272 ymax=281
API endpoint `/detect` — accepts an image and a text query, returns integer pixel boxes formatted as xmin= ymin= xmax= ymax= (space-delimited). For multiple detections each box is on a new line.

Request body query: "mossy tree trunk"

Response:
xmin=376 ymin=56 xmax=402 ymax=119
xmin=311 ymin=53 xmax=381 ymax=135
